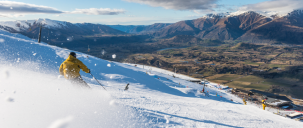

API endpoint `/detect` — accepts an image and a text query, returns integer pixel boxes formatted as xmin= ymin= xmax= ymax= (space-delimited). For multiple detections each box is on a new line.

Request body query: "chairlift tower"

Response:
xmin=38 ymin=25 xmax=42 ymax=43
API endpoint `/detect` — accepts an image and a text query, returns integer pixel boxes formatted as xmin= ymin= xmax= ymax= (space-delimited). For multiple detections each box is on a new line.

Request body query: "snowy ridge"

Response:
xmin=0 ymin=18 xmax=69 ymax=31
xmin=201 ymin=12 xmax=231 ymax=19
xmin=200 ymin=10 xmax=303 ymax=20
xmin=0 ymin=30 xmax=302 ymax=127
xmin=200 ymin=11 xmax=268 ymax=19
xmin=286 ymin=9 xmax=303 ymax=17
xmin=0 ymin=20 xmax=31 ymax=31
xmin=33 ymin=18 xmax=68 ymax=28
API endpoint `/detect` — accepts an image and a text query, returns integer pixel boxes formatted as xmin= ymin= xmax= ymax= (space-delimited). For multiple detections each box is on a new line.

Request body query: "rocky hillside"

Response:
xmin=239 ymin=10 xmax=303 ymax=44
xmin=152 ymin=10 xmax=303 ymax=44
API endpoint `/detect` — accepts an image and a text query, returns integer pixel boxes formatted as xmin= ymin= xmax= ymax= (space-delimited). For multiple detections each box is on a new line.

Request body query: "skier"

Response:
xmin=59 ymin=52 xmax=91 ymax=88
xmin=262 ymin=99 xmax=267 ymax=110
xmin=124 ymin=83 xmax=129 ymax=91
xmin=243 ymin=98 xmax=247 ymax=105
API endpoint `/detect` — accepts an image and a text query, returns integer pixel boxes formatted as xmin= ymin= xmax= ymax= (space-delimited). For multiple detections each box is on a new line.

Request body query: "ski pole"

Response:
xmin=90 ymin=73 xmax=107 ymax=91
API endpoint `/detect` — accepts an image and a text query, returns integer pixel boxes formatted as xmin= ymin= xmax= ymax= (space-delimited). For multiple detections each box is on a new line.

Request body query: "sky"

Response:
xmin=0 ymin=0 xmax=302 ymax=25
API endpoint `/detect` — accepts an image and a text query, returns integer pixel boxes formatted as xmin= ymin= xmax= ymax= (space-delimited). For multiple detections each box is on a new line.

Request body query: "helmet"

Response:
xmin=70 ymin=52 xmax=76 ymax=57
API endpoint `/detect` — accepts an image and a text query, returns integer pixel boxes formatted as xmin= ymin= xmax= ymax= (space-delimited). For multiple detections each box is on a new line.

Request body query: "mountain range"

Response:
xmin=1 ymin=10 xmax=303 ymax=44
xmin=151 ymin=10 xmax=303 ymax=44
xmin=108 ymin=23 xmax=172 ymax=34
xmin=0 ymin=19 xmax=126 ymax=44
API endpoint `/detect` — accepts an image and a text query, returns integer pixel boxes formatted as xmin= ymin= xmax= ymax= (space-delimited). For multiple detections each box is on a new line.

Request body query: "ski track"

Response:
xmin=0 ymin=29 xmax=302 ymax=128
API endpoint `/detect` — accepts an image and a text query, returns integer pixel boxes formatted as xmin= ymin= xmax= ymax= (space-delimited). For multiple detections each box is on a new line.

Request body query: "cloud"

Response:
xmin=193 ymin=9 xmax=217 ymax=14
xmin=0 ymin=1 xmax=63 ymax=14
xmin=238 ymin=0 xmax=303 ymax=15
xmin=68 ymin=8 xmax=125 ymax=15
xmin=124 ymin=0 xmax=218 ymax=11
xmin=0 ymin=1 xmax=124 ymax=16
xmin=0 ymin=14 xmax=24 ymax=18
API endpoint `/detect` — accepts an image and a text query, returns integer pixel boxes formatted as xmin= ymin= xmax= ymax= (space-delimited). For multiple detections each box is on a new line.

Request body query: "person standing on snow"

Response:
xmin=59 ymin=52 xmax=91 ymax=88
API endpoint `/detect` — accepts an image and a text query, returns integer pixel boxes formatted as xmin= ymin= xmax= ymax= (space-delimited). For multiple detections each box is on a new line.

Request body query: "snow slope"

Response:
xmin=0 ymin=30 xmax=302 ymax=128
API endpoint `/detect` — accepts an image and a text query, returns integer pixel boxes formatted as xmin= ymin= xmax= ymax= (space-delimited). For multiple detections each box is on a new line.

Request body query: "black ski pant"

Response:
xmin=70 ymin=76 xmax=91 ymax=88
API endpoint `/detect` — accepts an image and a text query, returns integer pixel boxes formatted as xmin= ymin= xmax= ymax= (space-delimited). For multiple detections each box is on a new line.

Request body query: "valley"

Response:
xmin=124 ymin=43 xmax=303 ymax=99
xmin=1 ymin=10 xmax=303 ymax=101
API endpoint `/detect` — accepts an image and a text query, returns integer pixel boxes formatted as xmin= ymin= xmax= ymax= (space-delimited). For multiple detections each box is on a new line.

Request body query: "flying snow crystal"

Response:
xmin=107 ymin=64 xmax=111 ymax=67
xmin=110 ymin=76 xmax=113 ymax=79
xmin=10 ymin=7 xmax=13 ymax=9
xmin=0 ymin=38 xmax=4 ymax=43
xmin=16 ymin=58 xmax=20 ymax=63
xmin=48 ymin=116 xmax=73 ymax=128
xmin=112 ymin=54 xmax=116 ymax=59
xmin=95 ymin=64 xmax=97 ymax=66
xmin=67 ymin=37 xmax=73 ymax=41
xmin=33 ymin=53 xmax=37 ymax=56
xmin=6 ymin=97 xmax=14 ymax=102
xmin=101 ymin=49 xmax=106 ymax=55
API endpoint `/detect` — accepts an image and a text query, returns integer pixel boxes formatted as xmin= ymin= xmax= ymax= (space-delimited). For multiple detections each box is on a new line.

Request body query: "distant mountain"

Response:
xmin=129 ymin=23 xmax=172 ymax=34
xmin=151 ymin=10 xmax=303 ymax=44
xmin=107 ymin=25 xmax=143 ymax=33
xmin=0 ymin=18 xmax=126 ymax=44
xmin=153 ymin=11 xmax=272 ymax=40
xmin=108 ymin=23 xmax=171 ymax=34
xmin=239 ymin=10 xmax=303 ymax=44
xmin=3 ymin=10 xmax=303 ymax=45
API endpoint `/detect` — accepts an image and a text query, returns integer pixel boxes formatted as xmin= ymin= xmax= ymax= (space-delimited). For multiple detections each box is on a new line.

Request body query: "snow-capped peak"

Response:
xmin=33 ymin=18 xmax=68 ymax=28
xmin=286 ymin=10 xmax=303 ymax=17
xmin=201 ymin=12 xmax=231 ymax=19
xmin=227 ymin=10 xmax=303 ymax=19
xmin=227 ymin=11 xmax=270 ymax=17
xmin=0 ymin=18 xmax=68 ymax=31
xmin=201 ymin=11 xmax=268 ymax=19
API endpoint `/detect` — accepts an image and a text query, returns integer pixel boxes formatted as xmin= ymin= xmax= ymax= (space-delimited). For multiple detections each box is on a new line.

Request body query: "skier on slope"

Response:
xmin=59 ymin=52 xmax=91 ymax=88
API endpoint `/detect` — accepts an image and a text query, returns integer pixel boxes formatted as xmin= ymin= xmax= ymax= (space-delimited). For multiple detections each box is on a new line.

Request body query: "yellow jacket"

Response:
xmin=59 ymin=55 xmax=90 ymax=79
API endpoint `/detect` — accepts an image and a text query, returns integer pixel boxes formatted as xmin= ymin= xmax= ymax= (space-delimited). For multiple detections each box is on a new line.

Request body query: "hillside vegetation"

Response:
xmin=125 ymin=43 xmax=303 ymax=99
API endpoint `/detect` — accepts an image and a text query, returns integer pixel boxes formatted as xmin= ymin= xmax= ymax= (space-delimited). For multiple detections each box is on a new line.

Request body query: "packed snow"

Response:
xmin=0 ymin=29 xmax=302 ymax=127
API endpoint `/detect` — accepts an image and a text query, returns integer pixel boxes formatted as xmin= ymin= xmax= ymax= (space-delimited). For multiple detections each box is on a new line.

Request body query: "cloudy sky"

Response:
xmin=0 ymin=0 xmax=302 ymax=25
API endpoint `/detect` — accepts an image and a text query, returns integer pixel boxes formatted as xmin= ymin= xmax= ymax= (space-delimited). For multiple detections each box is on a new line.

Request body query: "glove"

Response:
xmin=88 ymin=69 xmax=90 ymax=73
